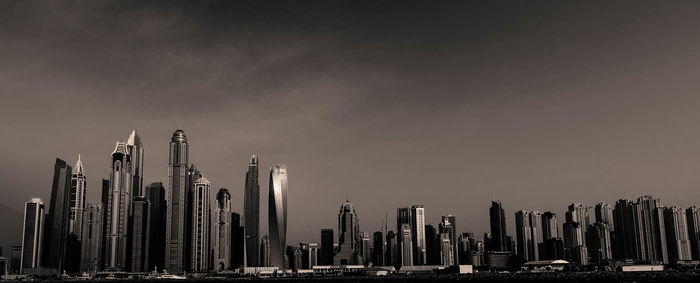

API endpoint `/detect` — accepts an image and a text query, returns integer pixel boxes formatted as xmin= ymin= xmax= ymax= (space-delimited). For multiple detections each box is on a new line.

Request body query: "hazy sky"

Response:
xmin=3 ymin=0 xmax=700 ymax=253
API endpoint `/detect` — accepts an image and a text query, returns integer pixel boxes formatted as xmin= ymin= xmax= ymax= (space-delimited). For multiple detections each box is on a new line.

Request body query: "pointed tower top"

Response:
xmin=250 ymin=153 xmax=258 ymax=165
xmin=127 ymin=129 xmax=141 ymax=146
xmin=73 ymin=153 xmax=84 ymax=174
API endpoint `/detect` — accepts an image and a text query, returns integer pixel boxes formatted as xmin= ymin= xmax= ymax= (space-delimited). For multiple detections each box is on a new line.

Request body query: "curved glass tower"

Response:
xmin=268 ymin=164 xmax=287 ymax=268
xmin=244 ymin=154 xmax=260 ymax=266
xmin=166 ymin=129 xmax=189 ymax=273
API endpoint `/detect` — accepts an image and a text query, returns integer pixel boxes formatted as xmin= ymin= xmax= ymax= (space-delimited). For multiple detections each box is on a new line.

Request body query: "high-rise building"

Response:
xmin=541 ymin=212 xmax=558 ymax=240
xmin=614 ymin=196 xmax=669 ymax=263
xmin=386 ymin=231 xmax=398 ymax=267
xmin=563 ymin=221 xmax=587 ymax=265
xmin=542 ymin=238 xmax=564 ymax=260
xmin=458 ymin=233 xmax=474 ymax=265
xmin=260 ymin=235 xmax=271 ymax=267
xmin=410 ymin=205 xmax=426 ymax=265
xmin=664 ymin=206 xmax=691 ymax=262
xmin=131 ymin=196 xmax=150 ymax=272
xmin=586 ymin=222 xmax=612 ymax=264
xmin=372 ymin=231 xmax=385 ymax=266
xmin=104 ymin=142 xmax=133 ymax=271
xmin=637 ymin=196 xmax=668 ymax=264
xmin=80 ymin=203 xmax=103 ymax=274
xmin=268 ymin=164 xmax=288 ymax=268
xmin=490 ymin=200 xmax=508 ymax=252
xmin=595 ymin=202 xmax=614 ymax=231
xmin=145 ymin=182 xmax=165 ymax=272
xmin=184 ymin=164 xmax=202 ymax=271
xmin=212 ymin=189 xmax=231 ymax=271
xmin=190 ymin=178 xmax=211 ymax=272
xmin=69 ymin=155 xmax=86 ymax=238
xmin=439 ymin=233 xmax=453 ymax=266
xmin=100 ymin=178 xmax=109 ymax=271
xmin=21 ymin=198 xmax=45 ymax=273
xmin=425 ymin=224 xmax=439 ymax=265
xmin=43 ymin=158 xmax=72 ymax=271
xmin=306 ymin=243 xmax=319 ymax=268
xmin=321 ymin=229 xmax=334 ymax=265
xmin=686 ymin=206 xmax=700 ymax=260
xmin=11 ymin=246 xmax=22 ymax=275
xmin=244 ymin=154 xmax=260 ymax=267
xmin=336 ymin=200 xmax=359 ymax=265
xmin=567 ymin=203 xmax=590 ymax=229
xmin=360 ymin=232 xmax=371 ymax=266
xmin=165 ymin=129 xmax=189 ymax=273
xmin=396 ymin=207 xmax=411 ymax=266
xmin=515 ymin=210 xmax=533 ymax=262
xmin=400 ymin=224 xmax=413 ymax=266
xmin=127 ymin=130 xmax=144 ymax=197
xmin=439 ymin=215 xmax=458 ymax=265
xmin=230 ymin=212 xmax=245 ymax=269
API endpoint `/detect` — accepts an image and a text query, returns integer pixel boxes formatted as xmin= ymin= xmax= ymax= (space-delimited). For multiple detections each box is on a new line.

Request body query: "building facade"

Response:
xmin=212 ymin=189 xmax=232 ymax=271
xmin=190 ymin=177 xmax=211 ymax=272
xmin=80 ymin=203 xmax=103 ymax=274
xmin=664 ymin=206 xmax=691 ymax=262
xmin=321 ymin=229 xmax=334 ymax=265
xmin=131 ymin=197 xmax=150 ymax=272
xmin=43 ymin=158 xmax=72 ymax=271
xmin=336 ymin=200 xmax=359 ymax=265
xmin=69 ymin=155 xmax=86 ymax=238
xmin=490 ymin=200 xmax=508 ymax=252
xmin=104 ymin=142 xmax=133 ymax=271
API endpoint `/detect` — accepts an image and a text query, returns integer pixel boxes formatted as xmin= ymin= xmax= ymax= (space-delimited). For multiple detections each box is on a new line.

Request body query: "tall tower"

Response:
xmin=321 ymin=229 xmax=334 ymax=265
xmin=146 ymin=182 xmax=165 ymax=272
xmin=336 ymin=199 xmax=359 ymax=265
xmin=105 ymin=141 xmax=133 ymax=271
xmin=489 ymin=200 xmax=508 ymax=252
xmin=191 ymin=178 xmax=211 ymax=272
xmin=400 ymin=224 xmax=413 ymax=266
xmin=664 ymin=206 xmax=691 ymax=262
xmin=166 ymin=129 xmax=189 ymax=273
xmin=127 ymin=130 xmax=144 ymax=197
xmin=130 ymin=196 xmax=150 ymax=272
xmin=268 ymin=164 xmax=288 ymax=268
xmin=43 ymin=158 xmax=72 ymax=271
xmin=70 ymin=154 xmax=87 ymax=238
xmin=410 ymin=205 xmax=426 ymax=265
xmin=21 ymin=198 xmax=45 ymax=273
xmin=213 ymin=188 xmax=232 ymax=271
xmin=80 ymin=203 xmax=103 ymax=274
xmin=244 ymin=154 xmax=260 ymax=266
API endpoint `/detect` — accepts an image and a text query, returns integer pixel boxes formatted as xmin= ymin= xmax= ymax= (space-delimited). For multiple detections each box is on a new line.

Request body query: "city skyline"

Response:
xmin=7 ymin=0 xmax=700 ymax=258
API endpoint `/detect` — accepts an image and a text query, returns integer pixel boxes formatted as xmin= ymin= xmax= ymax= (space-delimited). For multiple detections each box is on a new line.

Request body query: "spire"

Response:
xmin=73 ymin=154 xmax=84 ymax=174
xmin=127 ymin=129 xmax=141 ymax=146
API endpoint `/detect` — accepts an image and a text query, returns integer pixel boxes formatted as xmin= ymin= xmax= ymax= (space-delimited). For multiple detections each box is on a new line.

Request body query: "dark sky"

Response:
xmin=3 ymin=0 xmax=700 ymax=253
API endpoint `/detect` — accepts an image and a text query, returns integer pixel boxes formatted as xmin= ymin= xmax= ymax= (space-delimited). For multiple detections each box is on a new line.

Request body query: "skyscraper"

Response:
xmin=458 ymin=233 xmax=474 ymax=265
xmin=69 ymin=155 xmax=86 ymax=238
xmin=184 ymin=164 xmax=202 ymax=271
xmin=260 ymin=235 xmax=271 ymax=267
xmin=400 ymin=224 xmax=413 ymax=266
xmin=489 ymin=200 xmax=508 ymax=252
xmin=131 ymin=196 xmax=150 ymax=272
xmin=230 ymin=212 xmax=245 ymax=269
xmin=166 ymin=129 xmax=189 ymax=273
xmin=360 ymin=232 xmax=371 ymax=266
xmin=396 ymin=207 xmax=411 ymax=266
xmin=146 ymin=182 xmax=165 ymax=272
xmin=80 ymin=203 xmax=103 ymax=274
xmin=686 ymin=206 xmax=700 ymax=260
xmin=372 ymin=231 xmax=385 ymax=266
xmin=515 ymin=210 xmax=534 ymax=262
xmin=191 ymin=177 xmax=211 ymax=272
xmin=321 ymin=229 xmax=334 ymax=265
xmin=424 ymin=225 xmax=439 ymax=265
xmin=268 ymin=164 xmax=288 ymax=268
xmin=127 ymin=130 xmax=144 ymax=197
xmin=212 ymin=189 xmax=231 ymax=271
xmin=105 ymin=141 xmax=132 ymax=271
xmin=336 ymin=200 xmax=359 ymax=265
xmin=439 ymin=215 xmax=458 ymax=265
xmin=386 ymin=231 xmax=398 ymax=267
xmin=21 ymin=198 xmax=45 ymax=273
xmin=595 ymin=202 xmax=614 ymax=231
xmin=586 ymin=222 xmax=612 ymax=264
xmin=439 ymin=233 xmax=453 ymax=266
xmin=43 ymin=158 xmax=72 ymax=271
xmin=564 ymin=204 xmax=588 ymax=265
xmin=541 ymin=211 xmax=559 ymax=240
xmin=664 ymin=206 xmax=691 ymax=262
xmin=410 ymin=205 xmax=426 ymax=265
xmin=244 ymin=154 xmax=260 ymax=267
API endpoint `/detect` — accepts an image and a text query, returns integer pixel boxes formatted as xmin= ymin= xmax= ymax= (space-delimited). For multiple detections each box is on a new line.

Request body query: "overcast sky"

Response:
xmin=3 ymin=0 xmax=700 ymax=253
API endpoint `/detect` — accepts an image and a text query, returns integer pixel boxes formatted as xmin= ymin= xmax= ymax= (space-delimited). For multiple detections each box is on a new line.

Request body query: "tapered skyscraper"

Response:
xmin=105 ymin=141 xmax=133 ymax=271
xmin=127 ymin=130 xmax=144 ymax=197
xmin=336 ymin=200 xmax=359 ymax=265
xmin=489 ymin=200 xmax=508 ymax=252
xmin=166 ymin=129 xmax=189 ymax=273
xmin=268 ymin=164 xmax=288 ymax=268
xmin=69 ymin=155 xmax=86 ymax=238
xmin=244 ymin=154 xmax=260 ymax=266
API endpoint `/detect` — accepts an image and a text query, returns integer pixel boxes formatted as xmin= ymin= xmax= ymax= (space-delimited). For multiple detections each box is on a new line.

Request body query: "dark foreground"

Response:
xmin=31 ymin=272 xmax=700 ymax=283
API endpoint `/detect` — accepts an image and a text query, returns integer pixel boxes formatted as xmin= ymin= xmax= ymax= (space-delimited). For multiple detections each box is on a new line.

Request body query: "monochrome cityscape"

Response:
xmin=0 ymin=128 xmax=698 ymax=279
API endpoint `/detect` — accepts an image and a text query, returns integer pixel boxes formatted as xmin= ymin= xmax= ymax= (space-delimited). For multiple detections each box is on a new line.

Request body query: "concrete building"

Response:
xmin=21 ymin=198 xmax=45 ymax=273
xmin=190 ymin=177 xmax=211 ymax=272
xmin=79 ymin=203 xmax=103 ymax=274
xmin=212 ymin=189 xmax=232 ymax=271
xmin=165 ymin=129 xmax=189 ymax=273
